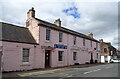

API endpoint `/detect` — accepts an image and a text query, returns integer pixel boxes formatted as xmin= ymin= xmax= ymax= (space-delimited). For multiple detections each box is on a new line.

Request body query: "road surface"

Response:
xmin=27 ymin=63 xmax=119 ymax=77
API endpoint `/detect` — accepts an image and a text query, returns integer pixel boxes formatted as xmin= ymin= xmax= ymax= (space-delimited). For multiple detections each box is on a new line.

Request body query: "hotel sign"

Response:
xmin=54 ymin=44 xmax=67 ymax=49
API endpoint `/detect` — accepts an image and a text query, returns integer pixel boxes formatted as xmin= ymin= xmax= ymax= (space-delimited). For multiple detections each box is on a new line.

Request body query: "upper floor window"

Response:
xmin=104 ymin=48 xmax=107 ymax=53
xmin=73 ymin=36 xmax=76 ymax=45
xmin=90 ymin=40 xmax=92 ymax=47
xmin=96 ymin=42 xmax=98 ymax=49
xmin=58 ymin=51 xmax=63 ymax=61
xmin=83 ymin=39 xmax=85 ymax=46
xmin=46 ymin=29 xmax=51 ymax=40
xmin=59 ymin=32 xmax=63 ymax=42
xmin=22 ymin=48 xmax=30 ymax=64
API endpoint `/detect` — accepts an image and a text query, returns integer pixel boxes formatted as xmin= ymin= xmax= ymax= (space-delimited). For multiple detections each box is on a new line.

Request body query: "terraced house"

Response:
xmin=1 ymin=8 xmax=101 ymax=71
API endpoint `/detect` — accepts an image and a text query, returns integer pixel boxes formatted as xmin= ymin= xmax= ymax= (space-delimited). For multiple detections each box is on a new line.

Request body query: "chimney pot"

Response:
xmin=54 ymin=18 xmax=61 ymax=26
xmin=27 ymin=7 xmax=35 ymax=19
xmin=88 ymin=32 xmax=93 ymax=38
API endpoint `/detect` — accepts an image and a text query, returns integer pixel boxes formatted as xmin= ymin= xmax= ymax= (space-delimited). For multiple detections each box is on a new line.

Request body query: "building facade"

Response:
xmin=1 ymin=8 xmax=100 ymax=72
xmin=99 ymin=39 xmax=117 ymax=63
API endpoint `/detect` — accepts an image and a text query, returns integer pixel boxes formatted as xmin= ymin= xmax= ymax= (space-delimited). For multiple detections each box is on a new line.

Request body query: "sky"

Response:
xmin=0 ymin=0 xmax=119 ymax=49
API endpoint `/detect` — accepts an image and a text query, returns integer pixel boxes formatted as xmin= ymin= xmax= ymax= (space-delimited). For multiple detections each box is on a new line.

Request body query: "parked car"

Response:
xmin=110 ymin=59 xmax=120 ymax=63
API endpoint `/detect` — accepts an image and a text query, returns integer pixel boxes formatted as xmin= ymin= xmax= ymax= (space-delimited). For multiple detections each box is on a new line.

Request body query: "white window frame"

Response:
xmin=22 ymin=48 xmax=30 ymax=64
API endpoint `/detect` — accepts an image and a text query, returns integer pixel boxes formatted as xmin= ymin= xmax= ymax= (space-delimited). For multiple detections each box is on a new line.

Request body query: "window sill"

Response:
xmin=21 ymin=62 xmax=30 ymax=66
xmin=45 ymin=40 xmax=51 ymax=43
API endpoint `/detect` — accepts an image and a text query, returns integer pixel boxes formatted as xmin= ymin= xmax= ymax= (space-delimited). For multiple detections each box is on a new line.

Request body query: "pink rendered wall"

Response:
xmin=39 ymin=26 xmax=68 ymax=67
xmin=2 ymin=41 xmax=43 ymax=71
xmin=39 ymin=24 xmax=101 ymax=67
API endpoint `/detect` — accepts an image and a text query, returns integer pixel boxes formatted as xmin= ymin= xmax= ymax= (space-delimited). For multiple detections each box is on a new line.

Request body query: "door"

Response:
xmin=45 ymin=50 xmax=51 ymax=68
xmin=90 ymin=53 xmax=94 ymax=64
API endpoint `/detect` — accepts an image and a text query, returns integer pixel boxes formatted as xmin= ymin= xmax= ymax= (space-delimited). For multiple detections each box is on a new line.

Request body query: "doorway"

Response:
xmin=90 ymin=53 xmax=94 ymax=64
xmin=45 ymin=50 xmax=51 ymax=68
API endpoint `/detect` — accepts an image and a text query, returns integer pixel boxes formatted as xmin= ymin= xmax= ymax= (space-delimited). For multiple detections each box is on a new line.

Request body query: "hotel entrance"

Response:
xmin=45 ymin=50 xmax=51 ymax=68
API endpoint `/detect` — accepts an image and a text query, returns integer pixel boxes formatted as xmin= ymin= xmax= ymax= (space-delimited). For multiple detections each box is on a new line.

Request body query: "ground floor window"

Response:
xmin=97 ymin=53 xmax=98 ymax=59
xmin=22 ymin=48 xmax=30 ymax=64
xmin=58 ymin=51 xmax=63 ymax=61
xmin=73 ymin=52 xmax=77 ymax=60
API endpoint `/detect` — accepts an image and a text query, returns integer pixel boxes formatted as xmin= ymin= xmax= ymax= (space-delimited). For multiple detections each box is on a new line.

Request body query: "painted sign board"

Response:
xmin=54 ymin=44 xmax=67 ymax=49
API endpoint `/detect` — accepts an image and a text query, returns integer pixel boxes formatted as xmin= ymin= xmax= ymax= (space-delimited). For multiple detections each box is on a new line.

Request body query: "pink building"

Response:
xmin=1 ymin=8 xmax=101 ymax=72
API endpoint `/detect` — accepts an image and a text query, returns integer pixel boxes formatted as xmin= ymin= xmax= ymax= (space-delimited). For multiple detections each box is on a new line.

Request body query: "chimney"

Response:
xmin=27 ymin=7 xmax=35 ymax=19
xmin=88 ymin=32 xmax=93 ymax=38
xmin=54 ymin=18 xmax=61 ymax=26
xmin=99 ymin=39 xmax=103 ymax=42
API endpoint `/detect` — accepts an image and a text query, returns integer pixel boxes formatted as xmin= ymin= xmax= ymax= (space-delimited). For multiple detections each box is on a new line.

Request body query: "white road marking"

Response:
xmin=93 ymin=69 xmax=101 ymax=72
xmin=83 ymin=69 xmax=101 ymax=74
xmin=66 ymin=75 xmax=73 ymax=77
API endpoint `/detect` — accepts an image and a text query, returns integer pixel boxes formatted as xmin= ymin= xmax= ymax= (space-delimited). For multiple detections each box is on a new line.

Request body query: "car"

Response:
xmin=110 ymin=59 xmax=120 ymax=63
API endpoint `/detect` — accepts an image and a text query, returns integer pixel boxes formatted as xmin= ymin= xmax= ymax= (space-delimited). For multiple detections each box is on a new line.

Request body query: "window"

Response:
xmin=46 ymin=29 xmax=51 ymax=40
xmin=73 ymin=36 xmax=76 ymax=45
xmin=22 ymin=48 xmax=29 ymax=63
xmin=83 ymin=39 xmax=85 ymax=46
xmin=104 ymin=48 xmax=107 ymax=53
xmin=58 ymin=51 xmax=63 ymax=61
xmin=90 ymin=40 xmax=92 ymax=47
xmin=97 ymin=53 xmax=98 ymax=59
xmin=96 ymin=42 xmax=98 ymax=49
xmin=59 ymin=32 xmax=63 ymax=42
xmin=73 ymin=52 xmax=77 ymax=60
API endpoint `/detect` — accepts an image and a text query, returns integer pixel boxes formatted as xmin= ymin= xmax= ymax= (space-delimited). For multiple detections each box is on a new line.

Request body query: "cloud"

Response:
xmin=62 ymin=6 xmax=80 ymax=19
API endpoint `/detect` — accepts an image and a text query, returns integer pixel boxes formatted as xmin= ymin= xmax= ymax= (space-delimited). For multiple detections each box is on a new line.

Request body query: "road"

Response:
xmin=26 ymin=63 xmax=119 ymax=77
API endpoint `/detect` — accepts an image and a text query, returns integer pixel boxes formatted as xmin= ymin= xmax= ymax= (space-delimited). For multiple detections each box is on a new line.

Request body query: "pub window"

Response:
xmin=83 ymin=39 xmax=85 ymax=46
xmin=46 ymin=29 xmax=51 ymax=40
xmin=22 ymin=48 xmax=30 ymax=64
xmin=59 ymin=32 xmax=63 ymax=42
xmin=73 ymin=52 xmax=77 ymax=60
xmin=73 ymin=36 xmax=76 ymax=45
xmin=58 ymin=51 xmax=63 ymax=61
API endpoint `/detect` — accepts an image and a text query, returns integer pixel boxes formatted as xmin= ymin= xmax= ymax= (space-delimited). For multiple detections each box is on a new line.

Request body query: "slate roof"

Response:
xmin=0 ymin=22 xmax=38 ymax=44
xmin=35 ymin=18 xmax=100 ymax=43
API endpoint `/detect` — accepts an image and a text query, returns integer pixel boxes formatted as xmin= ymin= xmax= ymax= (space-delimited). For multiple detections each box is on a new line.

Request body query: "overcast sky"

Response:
xmin=0 ymin=0 xmax=119 ymax=49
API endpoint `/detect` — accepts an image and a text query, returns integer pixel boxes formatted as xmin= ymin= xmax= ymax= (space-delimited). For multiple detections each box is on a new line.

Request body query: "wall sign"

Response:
xmin=54 ymin=44 xmax=67 ymax=49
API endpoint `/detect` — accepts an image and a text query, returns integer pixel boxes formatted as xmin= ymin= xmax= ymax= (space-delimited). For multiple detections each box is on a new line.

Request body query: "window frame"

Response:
xmin=104 ymin=48 xmax=107 ymax=53
xmin=46 ymin=29 xmax=51 ymax=41
xmin=73 ymin=52 xmax=77 ymax=61
xmin=97 ymin=53 xmax=98 ymax=59
xmin=96 ymin=42 xmax=98 ymax=49
xmin=73 ymin=36 xmax=76 ymax=45
xmin=22 ymin=48 xmax=30 ymax=64
xmin=58 ymin=51 xmax=63 ymax=61
xmin=59 ymin=32 xmax=63 ymax=42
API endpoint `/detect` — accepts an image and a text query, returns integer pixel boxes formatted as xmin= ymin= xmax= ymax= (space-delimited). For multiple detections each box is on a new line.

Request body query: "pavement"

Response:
xmin=2 ymin=63 xmax=107 ymax=78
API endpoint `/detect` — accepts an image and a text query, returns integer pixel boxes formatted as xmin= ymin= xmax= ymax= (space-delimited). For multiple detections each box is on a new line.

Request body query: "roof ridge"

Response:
xmin=0 ymin=22 xmax=27 ymax=29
